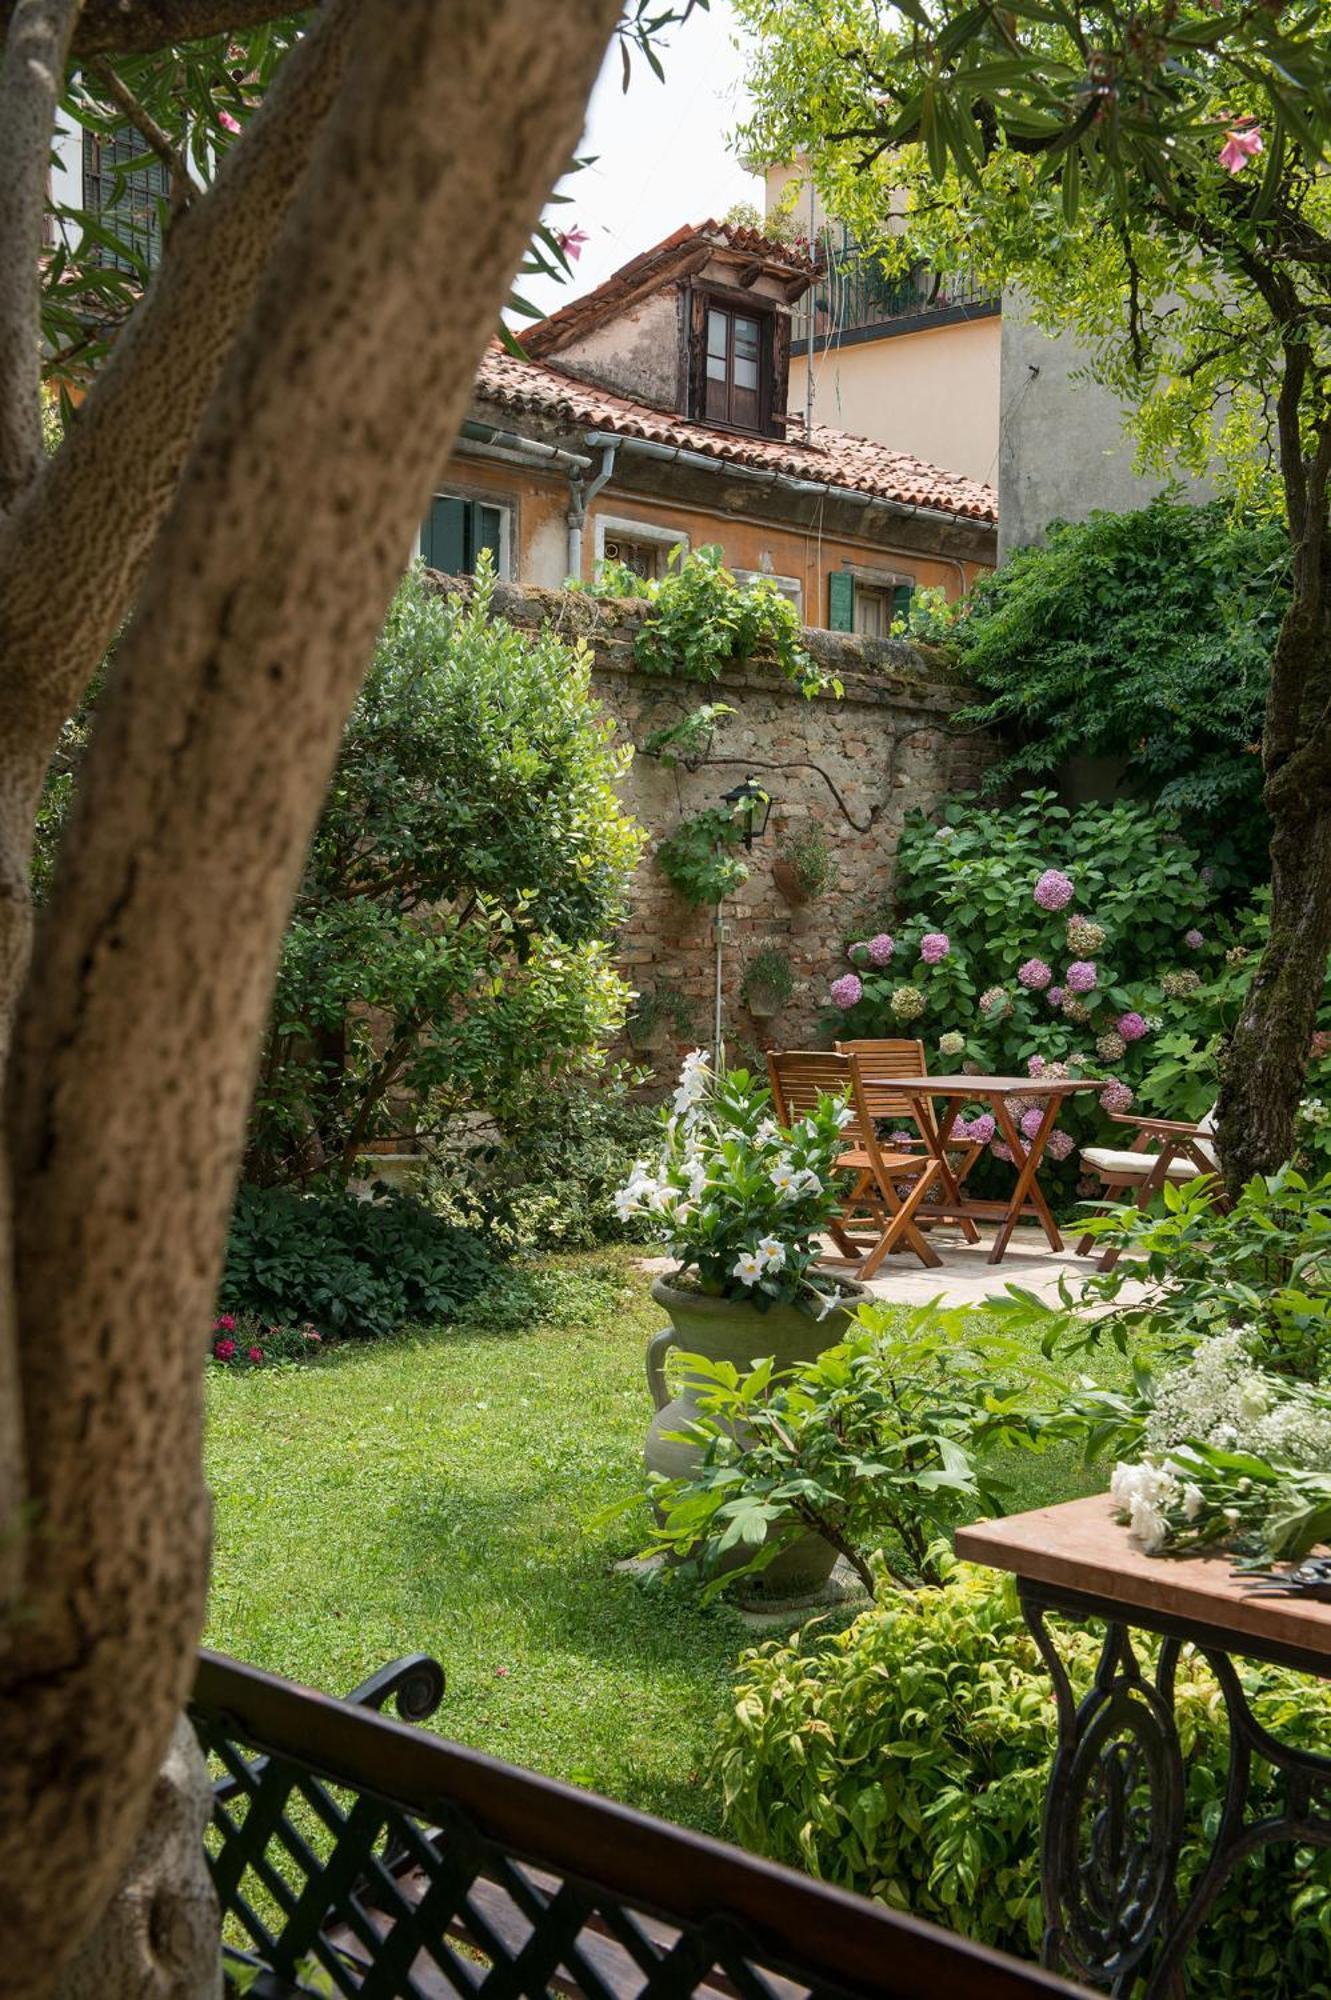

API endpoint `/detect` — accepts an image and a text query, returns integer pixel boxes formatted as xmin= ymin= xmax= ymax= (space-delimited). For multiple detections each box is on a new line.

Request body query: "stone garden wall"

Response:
xmin=433 ymin=576 xmax=997 ymax=1077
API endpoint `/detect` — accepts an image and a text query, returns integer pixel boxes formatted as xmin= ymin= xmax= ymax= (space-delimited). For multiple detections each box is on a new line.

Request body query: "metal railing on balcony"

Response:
xmin=792 ymin=235 xmax=999 ymax=350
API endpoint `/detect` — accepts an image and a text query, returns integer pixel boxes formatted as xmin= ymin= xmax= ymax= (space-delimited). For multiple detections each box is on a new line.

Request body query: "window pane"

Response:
xmin=705 ymin=375 xmax=729 ymax=421
xmin=734 ymin=316 xmax=761 ymax=358
xmin=733 ymin=354 xmax=759 ymax=390
xmin=732 ymin=383 xmax=759 ymax=428
xmin=706 ymin=351 xmax=728 ymax=382
xmin=707 ymin=309 xmax=729 ymax=358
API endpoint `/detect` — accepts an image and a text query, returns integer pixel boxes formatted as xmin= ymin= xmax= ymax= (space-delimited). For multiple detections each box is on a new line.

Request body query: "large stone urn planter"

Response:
xmin=644 ymin=1272 xmax=873 ymax=1599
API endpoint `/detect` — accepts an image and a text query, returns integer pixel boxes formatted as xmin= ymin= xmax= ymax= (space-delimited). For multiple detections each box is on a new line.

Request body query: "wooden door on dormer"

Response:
xmin=704 ymin=302 xmax=763 ymax=430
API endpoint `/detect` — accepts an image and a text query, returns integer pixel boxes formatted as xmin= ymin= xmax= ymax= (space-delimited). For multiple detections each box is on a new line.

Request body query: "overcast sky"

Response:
xmin=522 ymin=3 xmax=763 ymax=323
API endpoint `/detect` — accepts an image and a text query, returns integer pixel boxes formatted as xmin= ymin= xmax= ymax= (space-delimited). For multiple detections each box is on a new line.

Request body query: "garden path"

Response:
xmin=853 ymin=1227 xmax=1148 ymax=1310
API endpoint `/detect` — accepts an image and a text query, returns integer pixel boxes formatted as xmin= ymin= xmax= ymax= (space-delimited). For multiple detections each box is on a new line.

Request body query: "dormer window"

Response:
xmin=704 ymin=303 xmax=764 ymax=429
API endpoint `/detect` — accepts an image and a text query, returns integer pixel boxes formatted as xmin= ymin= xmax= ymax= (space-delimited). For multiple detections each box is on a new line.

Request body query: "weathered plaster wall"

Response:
xmin=789 ymin=315 xmax=1002 ymax=487
xmin=550 ymin=288 xmax=683 ymax=412
xmin=431 ymin=575 xmax=996 ymax=1076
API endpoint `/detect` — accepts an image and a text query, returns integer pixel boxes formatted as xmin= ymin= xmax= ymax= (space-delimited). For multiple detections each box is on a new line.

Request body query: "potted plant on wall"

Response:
xmin=772 ymin=824 xmax=831 ymax=906
xmin=616 ymin=1051 xmax=871 ymax=1597
xmin=625 ymin=983 xmax=694 ymax=1055
xmin=740 ymin=944 xmax=795 ymax=1021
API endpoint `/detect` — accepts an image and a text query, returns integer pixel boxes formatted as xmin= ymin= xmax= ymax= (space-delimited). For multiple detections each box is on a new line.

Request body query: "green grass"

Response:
xmin=205 ymin=1253 xmax=1122 ymax=1833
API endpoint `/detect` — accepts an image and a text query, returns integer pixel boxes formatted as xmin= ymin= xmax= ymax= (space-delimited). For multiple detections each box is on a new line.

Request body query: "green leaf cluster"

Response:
xmin=655 ymin=805 xmax=751 ymax=906
xmin=599 ymin=545 xmax=832 ymax=697
xmin=716 ymin=1565 xmax=1331 ymax=1987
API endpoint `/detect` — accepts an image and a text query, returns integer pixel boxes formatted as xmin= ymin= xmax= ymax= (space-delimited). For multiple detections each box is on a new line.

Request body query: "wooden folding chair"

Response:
xmin=1078 ymin=1104 xmax=1225 ymax=1270
xmin=767 ymin=1050 xmax=944 ymax=1275
xmin=837 ymin=1039 xmax=981 ymax=1245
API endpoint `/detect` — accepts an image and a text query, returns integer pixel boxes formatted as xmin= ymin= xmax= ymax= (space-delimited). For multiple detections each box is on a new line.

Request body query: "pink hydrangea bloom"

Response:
xmin=887 ymin=1129 xmax=916 ymax=1149
xmin=1018 ymin=957 xmax=1052 ymax=990
xmin=213 ymin=1339 xmax=236 ymax=1361
xmin=1045 ymin=1128 xmax=1076 ymax=1162
xmin=1028 ymin=1054 xmax=1046 ymax=1077
xmin=867 ymin=933 xmax=895 ymax=966
xmin=1117 ymin=1011 xmax=1148 ymax=1043
xmin=1099 ymin=1079 xmax=1135 ymax=1114
xmin=1066 ymin=960 xmax=1098 ymax=993
xmin=1020 ymin=1106 xmax=1045 ymax=1141
xmin=991 ymin=1139 xmax=1015 ymax=1163
xmin=968 ymin=1113 xmax=996 ymax=1145
xmin=1184 ymin=928 xmax=1204 ymax=950
xmin=1047 ymin=986 xmax=1064 ymax=1008
xmin=919 ymin=931 xmax=950 ymax=964
xmin=830 ymin=973 xmax=862 ymax=1009
xmin=979 ymin=985 xmax=1009 ymax=1016
xmin=1034 ymin=869 xmax=1075 ymax=912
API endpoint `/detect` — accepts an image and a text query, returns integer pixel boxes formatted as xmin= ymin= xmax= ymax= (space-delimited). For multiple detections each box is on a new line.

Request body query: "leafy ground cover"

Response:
xmin=204 ymin=1252 xmax=1119 ymax=1832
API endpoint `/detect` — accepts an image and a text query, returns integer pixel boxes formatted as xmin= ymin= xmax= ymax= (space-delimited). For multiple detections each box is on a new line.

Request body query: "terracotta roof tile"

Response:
xmin=525 ymin=218 xmax=818 ymax=358
xmin=473 ymin=348 xmax=998 ymax=526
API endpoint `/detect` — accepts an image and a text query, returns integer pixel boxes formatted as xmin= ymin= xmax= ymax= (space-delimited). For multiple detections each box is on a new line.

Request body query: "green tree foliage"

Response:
xmin=246 ymin=566 xmax=644 ymax=1183
xmin=946 ymin=501 xmax=1288 ymax=868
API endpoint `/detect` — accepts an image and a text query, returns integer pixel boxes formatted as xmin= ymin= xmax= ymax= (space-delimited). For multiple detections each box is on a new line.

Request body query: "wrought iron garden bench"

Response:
xmin=190 ymin=1648 xmax=1087 ymax=2000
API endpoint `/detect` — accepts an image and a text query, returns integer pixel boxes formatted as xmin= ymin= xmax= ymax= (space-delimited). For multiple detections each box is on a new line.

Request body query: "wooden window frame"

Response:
xmin=689 ymin=287 xmax=784 ymax=437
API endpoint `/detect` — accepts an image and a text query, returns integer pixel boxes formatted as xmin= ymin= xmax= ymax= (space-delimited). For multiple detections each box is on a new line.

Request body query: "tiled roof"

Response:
xmin=473 ymin=348 xmax=998 ymax=526
xmin=525 ymin=218 xmax=818 ymax=358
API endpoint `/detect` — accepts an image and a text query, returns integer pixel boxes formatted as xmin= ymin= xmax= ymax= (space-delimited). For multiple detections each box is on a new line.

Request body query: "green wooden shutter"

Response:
xmin=828 ymin=570 xmax=855 ymax=631
xmin=474 ymin=504 xmax=503 ymax=571
xmin=422 ymin=496 xmax=466 ymax=573
xmin=892 ymin=582 xmax=915 ymax=625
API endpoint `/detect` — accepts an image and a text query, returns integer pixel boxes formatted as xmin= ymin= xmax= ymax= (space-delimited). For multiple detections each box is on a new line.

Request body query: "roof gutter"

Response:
xmin=580 ymin=429 xmax=992 ymax=535
xmin=459 ymin=419 xmax=592 ymax=475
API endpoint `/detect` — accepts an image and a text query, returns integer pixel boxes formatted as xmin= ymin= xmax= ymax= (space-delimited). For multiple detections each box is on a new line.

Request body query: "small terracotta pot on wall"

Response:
xmin=771 ymin=857 xmax=809 ymax=906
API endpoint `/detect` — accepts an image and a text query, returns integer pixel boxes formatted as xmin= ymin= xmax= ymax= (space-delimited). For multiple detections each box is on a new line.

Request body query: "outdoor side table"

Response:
xmin=957 ymin=1495 xmax=1331 ymax=1997
xmin=891 ymin=1075 xmax=1098 ymax=1264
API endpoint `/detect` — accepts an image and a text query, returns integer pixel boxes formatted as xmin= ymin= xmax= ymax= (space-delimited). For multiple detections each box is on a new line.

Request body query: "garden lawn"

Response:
xmin=205 ymin=1252 xmax=1122 ymax=1833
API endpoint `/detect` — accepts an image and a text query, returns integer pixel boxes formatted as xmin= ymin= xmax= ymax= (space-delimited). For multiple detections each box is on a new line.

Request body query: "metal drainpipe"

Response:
xmin=567 ymin=440 xmax=619 ymax=581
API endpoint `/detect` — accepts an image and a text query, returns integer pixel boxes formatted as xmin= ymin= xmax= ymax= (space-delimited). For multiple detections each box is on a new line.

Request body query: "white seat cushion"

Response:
xmin=1082 ymin=1147 xmax=1205 ymax=1181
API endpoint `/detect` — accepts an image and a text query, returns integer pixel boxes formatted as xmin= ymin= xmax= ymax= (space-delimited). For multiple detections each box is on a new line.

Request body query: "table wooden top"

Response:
xmin=957 ymin=1494 xmax=1331 ymax=1666
xmin=888 ymin=1075 xmax=1100 ymax=1097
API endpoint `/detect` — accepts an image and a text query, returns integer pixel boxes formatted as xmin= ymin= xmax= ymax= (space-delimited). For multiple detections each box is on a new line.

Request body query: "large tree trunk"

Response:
xmin=0 ymin=3 xmax=621 ymax=1993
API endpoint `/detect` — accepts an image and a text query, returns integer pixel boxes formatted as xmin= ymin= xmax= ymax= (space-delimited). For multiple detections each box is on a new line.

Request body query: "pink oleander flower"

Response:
xmin=1034 ymin=868 xmax=1075 ymax=912
xmin=213 ymin=1339 xmax=236 ymax=1362
xmin=1018 ymin=957 xmax=1052 ymax=990
xmin=991 ymin=1139 xmax=1014 ymax=1164
xmin=1020 ymin=1106 xmax=1045 ymax=1141
xmin=1185 ymin=928 xmax=1205 ymax=950
xmin=1219 ymin=121 xmax=1263 ymax=175
xmin=555 ymin=225 xmax=590 ymax=261
xmin=1117 ymin=1011 xmax=1148 ymax=1043
xmin=968 ymin=1113 xmax=996 ymax=1145
xmin=1066 ymin=960 xmax=1098 ymax=993
xmin=830 ymin=972 xmax=862 ymax=1009
xmin=1047 ymin=986 xmax=1064 ymax=1009
xmin=1028 ymin=1054 xmax=1046 ymax=1077
xmin=1046 ymin=1128 xmax=1076 ymax=1162
xmin=867 ymin=932 xmax=895 ymax=966
xmin=1099 ymin=1079 xmax=1134 ymax=1114
xmin=214 ymin=1313 xmax=236 ymax=1333
xmin=919 ymin=931 xmax=950 ymax=964
xmin=218 ymin=109 xmax=241 ymax=134
xmin=247 ymin=1345 xmax=264 ymax=1364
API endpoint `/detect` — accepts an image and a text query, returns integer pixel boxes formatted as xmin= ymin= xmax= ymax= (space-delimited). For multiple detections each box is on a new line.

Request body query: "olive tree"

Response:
xmin=0 ymin=0 xmax=638 ymax=1990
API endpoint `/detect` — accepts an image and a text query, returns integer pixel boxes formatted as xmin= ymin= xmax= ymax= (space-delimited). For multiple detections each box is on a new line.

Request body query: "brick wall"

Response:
xmin=432 ymin=576 xmax=997 ymax=1078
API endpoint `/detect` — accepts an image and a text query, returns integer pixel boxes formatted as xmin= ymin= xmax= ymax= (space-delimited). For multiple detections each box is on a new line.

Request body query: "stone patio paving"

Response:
xmin=847 ymin=1226 xmax=1148 ymax=1311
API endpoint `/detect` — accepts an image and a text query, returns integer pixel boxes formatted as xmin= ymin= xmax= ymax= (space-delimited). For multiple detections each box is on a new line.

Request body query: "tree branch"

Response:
xmin=84 ymin=55 xmax=202 ymax=214
xmin=0 ymin=0 xmax=622 ymax=1981
xmin=0 ymin=0 xmax=83 ymax=515
xmin=0 ymin=0 xmax=303 ymax=55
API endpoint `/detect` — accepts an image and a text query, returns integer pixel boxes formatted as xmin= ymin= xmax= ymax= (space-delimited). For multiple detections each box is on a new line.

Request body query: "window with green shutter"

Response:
xmin=420 ymin=495 xmax=509 ymax=576
xmin=827 ymin=570 xmax=856 ymax=631
xmin=827 ymin=570 xmax=916 ymax=636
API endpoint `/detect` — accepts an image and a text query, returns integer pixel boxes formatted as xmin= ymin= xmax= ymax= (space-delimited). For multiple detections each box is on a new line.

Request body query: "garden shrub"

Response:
xmin=940 ymin=499 xmax=1287 ymax=876
xmin=221 ymin=1183 xmax=496 ymax=1338
xmin=423 ymin=1073 xmax=659 ymax=1253
xmin=828 ymin=789 xmax=1229 ymax=1201
xmin=717 ymin=1565 xmax=1331 ymax=1991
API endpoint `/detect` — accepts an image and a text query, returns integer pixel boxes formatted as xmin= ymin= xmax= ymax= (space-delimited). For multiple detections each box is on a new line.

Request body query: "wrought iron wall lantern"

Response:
xmin=721 ymin=774 xmax=772 ymax=850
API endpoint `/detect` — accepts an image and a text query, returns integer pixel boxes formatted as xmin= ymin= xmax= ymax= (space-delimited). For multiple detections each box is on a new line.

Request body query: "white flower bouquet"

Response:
xmin=615 ymin=1051 xmax=852 ymax=1308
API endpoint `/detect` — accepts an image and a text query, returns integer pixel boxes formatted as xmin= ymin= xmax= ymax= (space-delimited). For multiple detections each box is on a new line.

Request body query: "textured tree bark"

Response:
xmin=0 ymin=1 xmax=621 ymax=1992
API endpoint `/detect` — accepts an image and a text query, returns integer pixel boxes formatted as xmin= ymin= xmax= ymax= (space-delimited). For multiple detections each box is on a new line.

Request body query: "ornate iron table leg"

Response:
xmin=1020 ymin=1586 xmax=1185 ymax=1994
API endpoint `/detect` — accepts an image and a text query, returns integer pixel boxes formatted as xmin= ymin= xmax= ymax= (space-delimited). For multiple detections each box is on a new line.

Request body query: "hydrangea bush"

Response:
xmin=826 ymin=790 xmax=1242 ymax=1200
xmin=616 ymin=1052 xmax=851 ymax=1308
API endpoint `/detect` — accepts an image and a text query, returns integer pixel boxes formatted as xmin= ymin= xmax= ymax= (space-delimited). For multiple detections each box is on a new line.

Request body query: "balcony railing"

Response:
xmin=792 ymin=238 xmax=999 ymax=350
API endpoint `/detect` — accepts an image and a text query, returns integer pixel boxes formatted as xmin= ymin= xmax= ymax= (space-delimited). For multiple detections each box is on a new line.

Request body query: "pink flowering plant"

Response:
xmin=826 ymin=789 xmax=1256 ymax=1207
xmin=616 ymin=1052 xmax=852 ymax=1309
xmin=209 ymin=1310 xmax=326 ymax=1368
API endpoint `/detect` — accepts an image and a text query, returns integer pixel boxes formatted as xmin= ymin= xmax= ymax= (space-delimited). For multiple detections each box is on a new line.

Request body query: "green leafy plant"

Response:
xmin=641 ymin=702 xmax=736 ymax=769
xmin=626 ymin=983 xmax=695 ymax=1050
xmin=616 ymin=1053 xmax=851 ymax=1308
xmin=646 ymin=1309 xmax=1045 ymax=1597
xmin=773 ymin=823 xmax=831 ymax=900
xmin=656 ymin=805 xmax=751 ymax=906
xmin=208 ymin=1309 xmax=328 ymax=1369
xmin=739 ymin=946 xmax=794 ymax=1013
xmin=244 ymin=562 xmax=643 ymax=1183
xmin=220 ymin=1183 xmax=496 ymax=1339
xmin=717 ymin=1566 xmax=1331 ymax=1990
xmin=604 ymin=544 xmax=832 ymax=697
